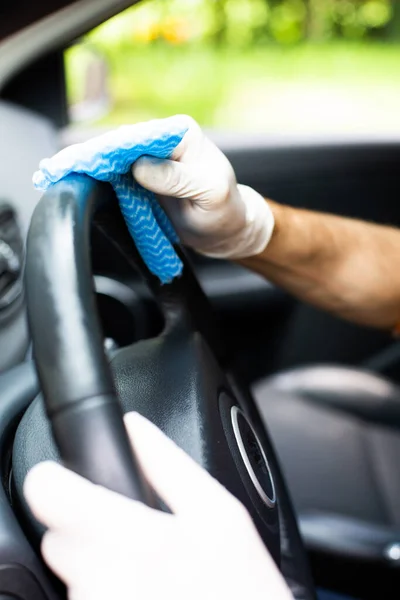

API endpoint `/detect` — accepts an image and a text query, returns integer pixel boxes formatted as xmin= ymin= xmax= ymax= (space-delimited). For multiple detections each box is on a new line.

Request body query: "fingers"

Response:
xmin=132 ymin=157 xmax=229 ymax=204
xmin=124 ymin=412 xmax=239 ymax=515
xmin=133 ymin=157 xmax=185 ymax=197
xmin=41 ymin=531 xmax=117 ymax=593
xmin=24 ymin=462 xmax=93 ymax=531
xmin=24 ymin=412 xmax=241 ymax=533
xmin=41 ymin=531 xmax=80 ymax=584
xmin=24 ymin=460 xmax=159 ymax=533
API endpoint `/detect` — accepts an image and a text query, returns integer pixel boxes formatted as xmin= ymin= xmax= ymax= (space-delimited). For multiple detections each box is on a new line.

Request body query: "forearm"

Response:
xmin=240 ymin=201 xmax=400 ymax=329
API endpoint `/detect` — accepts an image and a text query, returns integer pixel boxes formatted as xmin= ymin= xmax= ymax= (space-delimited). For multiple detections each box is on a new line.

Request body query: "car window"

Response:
xmin=64 ymin=0 xmax=400 ymax=136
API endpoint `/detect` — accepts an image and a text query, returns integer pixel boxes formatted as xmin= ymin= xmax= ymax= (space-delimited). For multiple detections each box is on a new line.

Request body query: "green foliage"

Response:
xmin=85 ymin=0 xmax=395 ymax=50
xmin=65 ymin=41 xmax=400 ymax=131
xmin=64 ymin=0 xmax=400 ymax=132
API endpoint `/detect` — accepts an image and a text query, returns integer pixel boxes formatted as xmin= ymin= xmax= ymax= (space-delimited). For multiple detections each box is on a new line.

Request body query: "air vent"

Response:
xmin=0 ymin=204 xmax=23 ymax=312
xmin=231 ymin=406 xmax=276 ymax=509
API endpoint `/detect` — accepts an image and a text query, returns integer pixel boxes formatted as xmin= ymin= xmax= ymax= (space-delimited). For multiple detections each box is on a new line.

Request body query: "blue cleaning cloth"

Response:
xmin=33 ymin=116 xmax=190 ymax=283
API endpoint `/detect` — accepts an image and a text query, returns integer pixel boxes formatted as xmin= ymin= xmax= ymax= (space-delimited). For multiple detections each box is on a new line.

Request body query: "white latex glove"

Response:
xmin=24 ymin=412 xmax=293 ymax=600
xmin=133 ymin=116 xmax=275 ymax=259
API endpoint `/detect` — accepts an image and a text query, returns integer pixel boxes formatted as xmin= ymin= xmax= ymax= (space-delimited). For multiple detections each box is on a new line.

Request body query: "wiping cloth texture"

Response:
xmin=33 ymin=115 xmax=190 ymax=283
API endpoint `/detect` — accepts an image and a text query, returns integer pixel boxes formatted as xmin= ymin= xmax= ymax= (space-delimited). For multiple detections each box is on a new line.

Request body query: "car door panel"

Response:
xmin=222 ymin=139 xmax=400 ymax=375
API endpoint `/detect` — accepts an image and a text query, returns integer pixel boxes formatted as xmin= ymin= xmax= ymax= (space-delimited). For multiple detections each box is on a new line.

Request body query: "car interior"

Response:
xmin=1 ymin=1 xmax=400 ymax=599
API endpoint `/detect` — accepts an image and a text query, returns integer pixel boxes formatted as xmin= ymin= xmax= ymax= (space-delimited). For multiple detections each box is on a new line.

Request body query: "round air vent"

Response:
xmin=231 ymin=406 xmax=276 ymax=509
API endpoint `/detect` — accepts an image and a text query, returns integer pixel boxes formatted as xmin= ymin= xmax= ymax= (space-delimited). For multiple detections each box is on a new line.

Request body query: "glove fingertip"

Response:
xmin=23 ymin=461 xmax=61 ymax=514
xmin=132 ymin=157 xmax=179 ymax=195
xmin=32 ymin=170 xmax=48 ymax=190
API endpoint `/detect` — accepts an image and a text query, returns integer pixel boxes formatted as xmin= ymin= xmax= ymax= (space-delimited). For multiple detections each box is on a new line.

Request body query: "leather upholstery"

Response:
xmin=253 ymin=365 xmax=400 ymax=556
xmin=267 ymin=365 xmax=400 ymax=429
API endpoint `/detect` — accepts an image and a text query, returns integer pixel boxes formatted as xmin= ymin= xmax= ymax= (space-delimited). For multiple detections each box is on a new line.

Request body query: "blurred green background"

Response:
xmin=65 ymin=0 xmax=400 ymax=134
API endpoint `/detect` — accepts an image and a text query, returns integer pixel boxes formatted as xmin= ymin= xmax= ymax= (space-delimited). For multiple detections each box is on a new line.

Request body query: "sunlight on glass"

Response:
xmin=65 ymin=0 xmax=400 ymax=135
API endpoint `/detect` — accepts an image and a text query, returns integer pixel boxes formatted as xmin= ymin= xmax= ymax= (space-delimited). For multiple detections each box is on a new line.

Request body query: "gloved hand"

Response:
xmin=133 ymin=116 xmax=275 ymax=259
xmin=24 ymin=412 xmax=293 ymax=600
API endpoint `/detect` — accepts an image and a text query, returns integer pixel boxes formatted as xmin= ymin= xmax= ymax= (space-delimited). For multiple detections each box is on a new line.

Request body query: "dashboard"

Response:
xmin=0 ymin=102 xmax=58 ymax=371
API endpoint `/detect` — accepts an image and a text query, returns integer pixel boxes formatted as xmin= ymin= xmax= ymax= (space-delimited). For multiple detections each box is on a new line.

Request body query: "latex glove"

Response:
xmin=24 ymin=412 xmax=293 ymax=600
xmin=133 ymin=116 xmax=275 ymax=259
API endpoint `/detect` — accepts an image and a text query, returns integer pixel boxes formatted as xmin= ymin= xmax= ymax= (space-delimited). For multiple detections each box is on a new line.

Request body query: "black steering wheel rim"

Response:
xmin=18 ymin=174 xmax=316 ymax=600
xmin=25 ymin=174 xmax=159 ymax=505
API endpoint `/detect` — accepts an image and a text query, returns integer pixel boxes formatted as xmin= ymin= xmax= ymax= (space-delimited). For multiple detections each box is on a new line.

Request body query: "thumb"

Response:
xmin=132 ymin=156 xmax=228 ymax=204
xmin=123 ymin=412 xmax=241 ymax=515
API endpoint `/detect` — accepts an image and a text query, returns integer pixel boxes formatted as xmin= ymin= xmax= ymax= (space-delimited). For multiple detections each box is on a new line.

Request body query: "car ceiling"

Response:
xmin=0 ymin=0 xmax=78 ymax=40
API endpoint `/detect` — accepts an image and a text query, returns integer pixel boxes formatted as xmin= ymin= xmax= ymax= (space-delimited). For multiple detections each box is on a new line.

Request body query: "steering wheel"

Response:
xmin=8 ymin=175 xmax=315 ymax=600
